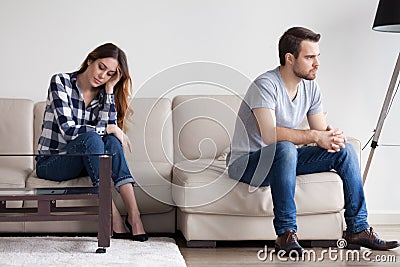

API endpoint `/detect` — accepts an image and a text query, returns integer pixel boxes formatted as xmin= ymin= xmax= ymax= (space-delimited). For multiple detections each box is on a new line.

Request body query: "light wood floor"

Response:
xmin=178 ymin=225 xmax=400 ymax=267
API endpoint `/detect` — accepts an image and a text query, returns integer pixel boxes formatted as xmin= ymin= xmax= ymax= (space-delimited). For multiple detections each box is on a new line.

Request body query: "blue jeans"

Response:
xmin=228 ymin=141 xmax=369 ymax=236
xmin=36 ymin=132 xmax=135 ymax=190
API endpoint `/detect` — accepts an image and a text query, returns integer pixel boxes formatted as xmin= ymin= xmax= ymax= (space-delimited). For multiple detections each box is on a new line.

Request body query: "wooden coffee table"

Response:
xmin=0 ymin=154 xmax=112 ymax=253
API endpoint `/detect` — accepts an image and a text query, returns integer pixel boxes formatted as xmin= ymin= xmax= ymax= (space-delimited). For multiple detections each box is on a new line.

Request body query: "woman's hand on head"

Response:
xmin=106 ymin=124 xmax=132 ymax=153
xmin=105 ymin=67 xmax=122 ymax=94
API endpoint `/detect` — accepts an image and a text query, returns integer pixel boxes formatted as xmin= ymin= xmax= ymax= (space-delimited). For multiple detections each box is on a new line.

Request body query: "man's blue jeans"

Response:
xmin=228 ymin=141 xmax=369 ymax=236
xmin=36 ymin=132 xmax=135 ymax=190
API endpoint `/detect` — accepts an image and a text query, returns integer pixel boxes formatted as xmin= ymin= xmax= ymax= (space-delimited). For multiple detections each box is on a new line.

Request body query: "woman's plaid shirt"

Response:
xmin=37 ymin=72 xmax=116 ymax=153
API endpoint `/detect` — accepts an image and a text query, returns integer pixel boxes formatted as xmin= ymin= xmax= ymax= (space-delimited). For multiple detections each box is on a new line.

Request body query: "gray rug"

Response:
xmin=0 ymin=236 xmax=187 ymax=267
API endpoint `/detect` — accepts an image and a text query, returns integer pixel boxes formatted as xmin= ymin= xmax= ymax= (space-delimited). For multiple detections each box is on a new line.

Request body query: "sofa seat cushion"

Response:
xmin=26 ymin=171 xmax=92 ymax=188
xmin=0 ymin=164 xmax=31 ymax=208
xmin=114 ymin=161 xmax=174 ymax=215
xmin=24 ymin=171 xmax=94 ymax=208
xmin=173 ymin=159 xmax=344 ymax=216
xmin=25 ymin=161 xmax=174 ymax=214
xmin=0 ymin=165 xmax=31 ymax=188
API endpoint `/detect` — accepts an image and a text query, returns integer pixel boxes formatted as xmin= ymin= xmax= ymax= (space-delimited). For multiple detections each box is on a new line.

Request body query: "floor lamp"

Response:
xmin=362 ymin=0 xmax=400 ymax=185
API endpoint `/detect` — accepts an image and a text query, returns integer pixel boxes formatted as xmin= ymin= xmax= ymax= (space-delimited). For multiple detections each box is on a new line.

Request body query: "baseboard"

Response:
xmin=368 ymin=212 xmax=400 ymax=225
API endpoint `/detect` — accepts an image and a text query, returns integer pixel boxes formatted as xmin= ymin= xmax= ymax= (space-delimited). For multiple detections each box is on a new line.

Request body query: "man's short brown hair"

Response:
xmin=279 ymin=27 xmax=321 ymax=66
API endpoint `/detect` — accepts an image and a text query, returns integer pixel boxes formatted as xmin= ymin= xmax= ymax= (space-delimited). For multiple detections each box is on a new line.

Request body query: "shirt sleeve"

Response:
xmin=49 ymin=74 xmax=97 ymax=141
xmin=246 ymin=78 xmax=277 ymax=110
xmin=307 ymin=81 xmax=323 ymax=115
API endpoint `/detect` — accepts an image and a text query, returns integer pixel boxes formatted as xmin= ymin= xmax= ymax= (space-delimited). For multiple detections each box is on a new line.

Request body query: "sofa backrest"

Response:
xmin=33 ymin=98 xmax=174 ymax=165
xmin=0 ymin=98 xmax=34 ymax=185
xmin=172 ymin=95 xmax=242 ymax=163
xmin=124 ymin=98 xmax=173 ymax=166
xmin=33 ymin=102 xmax=46 ymax=154
xmin=0 ymin=99 xmax=34 ymax=154
xmin=33 ymin=96 xmax=361 ymax=167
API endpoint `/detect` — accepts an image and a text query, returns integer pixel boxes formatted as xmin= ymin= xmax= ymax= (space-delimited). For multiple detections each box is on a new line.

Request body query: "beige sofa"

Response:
xmin=0 ymin=96 xmax=360 ymax=246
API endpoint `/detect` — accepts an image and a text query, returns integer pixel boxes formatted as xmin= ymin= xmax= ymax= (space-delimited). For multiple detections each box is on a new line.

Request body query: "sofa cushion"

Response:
xmin=113 ymin=162 xmax=175 ymax=214
xmin=172 ymin=95 xmax=242 ymax=163
xmin=33 ymin=102 xmax=46 ymax=154
xmin=0 ymin=99 xmax=34 ymax=155
xmin=26 ymin=166 xmax=174 ymax=214
xmin=0 ymin=166 xmax=31 ymax=208
xmin=24 ymin=171 xmax=95 ymax=208
xmin=0 ymin=99 xmax=34 ymax=200
xmin=26 ymin=171 xmax=93 ymax=188
xmin=0 ymin=164 xmax=33 ymax=188
xmin=119 ymin=97 xmax=174 ymax=213
xmin=173 ymin=159 xmax=344 ymax=216
xmin=125 ymin=97 xmax=173 ymax=165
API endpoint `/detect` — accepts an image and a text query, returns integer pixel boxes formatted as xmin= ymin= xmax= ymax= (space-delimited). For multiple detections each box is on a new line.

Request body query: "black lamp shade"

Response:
xmin=372 ymin=0 xmax=400 ymax=32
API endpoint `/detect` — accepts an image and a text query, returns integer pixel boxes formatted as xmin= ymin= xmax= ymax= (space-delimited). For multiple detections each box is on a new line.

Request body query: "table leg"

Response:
xmin=97 ymin=155 xmax=112 ymax=253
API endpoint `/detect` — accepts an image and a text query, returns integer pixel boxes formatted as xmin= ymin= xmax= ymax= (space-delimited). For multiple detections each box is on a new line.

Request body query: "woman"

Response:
xmin=36 ymin=43 xmax=147 ymax=242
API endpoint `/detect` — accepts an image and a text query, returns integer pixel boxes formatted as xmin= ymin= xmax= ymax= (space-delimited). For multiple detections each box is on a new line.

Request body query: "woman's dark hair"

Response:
xmin=278 ymin=27 xmax=321 ymax=66
xmin=78 ymin=43 xmax=133 ymax=131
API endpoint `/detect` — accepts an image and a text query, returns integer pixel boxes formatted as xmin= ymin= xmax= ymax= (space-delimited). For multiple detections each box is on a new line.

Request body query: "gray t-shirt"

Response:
xmin=229 ymin=67 xmax=323 ymax=165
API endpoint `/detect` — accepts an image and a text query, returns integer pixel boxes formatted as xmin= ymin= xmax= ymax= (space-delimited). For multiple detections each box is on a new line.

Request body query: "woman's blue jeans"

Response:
xmin=228 ymin=141 xmax=369 ymax=236
xmin=36 ymin=132 xmax=135 ymax=190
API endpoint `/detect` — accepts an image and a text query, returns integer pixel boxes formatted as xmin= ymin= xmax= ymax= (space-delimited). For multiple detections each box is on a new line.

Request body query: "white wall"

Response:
xmin=1 ymin=0 xmax=399 ymax=223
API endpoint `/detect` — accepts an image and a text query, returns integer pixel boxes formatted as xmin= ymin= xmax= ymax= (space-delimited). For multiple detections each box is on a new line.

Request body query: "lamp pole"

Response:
xmin=363 ymin=52 xmax=400 ymax=184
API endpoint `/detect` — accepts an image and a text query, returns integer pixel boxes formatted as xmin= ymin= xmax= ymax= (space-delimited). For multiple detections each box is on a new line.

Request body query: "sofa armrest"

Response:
xmin=347 ymin=137 xmax=362 ymax=168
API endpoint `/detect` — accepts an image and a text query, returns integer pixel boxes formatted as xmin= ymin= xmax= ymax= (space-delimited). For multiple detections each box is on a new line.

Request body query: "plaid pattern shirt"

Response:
xmin=37 ymin=72 xmax=117 ymax=153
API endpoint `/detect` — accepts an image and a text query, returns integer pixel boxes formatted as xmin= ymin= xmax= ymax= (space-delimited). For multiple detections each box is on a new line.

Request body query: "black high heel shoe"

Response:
xmin=125 ymin=217 xmax=148 ymax=242
xmin=112 ymin=231 xmax=132 ymax=239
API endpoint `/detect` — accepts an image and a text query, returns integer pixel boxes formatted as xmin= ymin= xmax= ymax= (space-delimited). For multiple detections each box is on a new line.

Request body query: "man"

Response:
xmin=227 ymin=26 xmax=399 ymax=254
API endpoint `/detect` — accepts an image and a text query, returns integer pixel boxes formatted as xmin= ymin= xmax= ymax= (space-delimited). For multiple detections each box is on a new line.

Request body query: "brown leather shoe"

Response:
xmin=275 ymin=230 xmax=304 ymax=255
xmin=343 ymin=227 xmax=399 ymax=250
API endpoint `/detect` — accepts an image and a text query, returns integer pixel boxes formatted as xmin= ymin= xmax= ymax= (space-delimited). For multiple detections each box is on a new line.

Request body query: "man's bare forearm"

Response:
xmin=275 ymin=126 xmax=319 ymax=145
